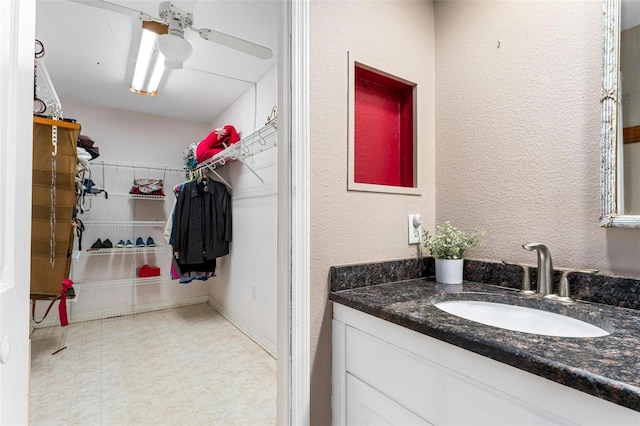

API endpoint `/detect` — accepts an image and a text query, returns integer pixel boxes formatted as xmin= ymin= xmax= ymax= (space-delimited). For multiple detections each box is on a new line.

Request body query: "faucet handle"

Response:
xmin=502 ymin=260 xmax=535 ymax=294
xmin=522 ymin=242 xmax=544 ymax=250
xmin=557 ymin=268 xmax=598 ymax=301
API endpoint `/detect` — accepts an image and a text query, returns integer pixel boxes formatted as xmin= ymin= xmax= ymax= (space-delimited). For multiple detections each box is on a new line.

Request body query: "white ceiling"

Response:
xmin=35 ymin=0 xmax=278 ymax=123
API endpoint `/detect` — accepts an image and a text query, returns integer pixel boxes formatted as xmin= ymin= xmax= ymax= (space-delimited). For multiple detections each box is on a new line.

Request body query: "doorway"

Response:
xmin=28 ymin=0 xmax=275 ymax=422
xmin=1 ymin=1 xmax=310 ymax=424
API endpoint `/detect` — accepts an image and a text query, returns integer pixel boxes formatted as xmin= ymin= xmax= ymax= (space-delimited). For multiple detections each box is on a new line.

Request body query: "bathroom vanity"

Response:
xmin=330 ymin=279 xmax=640 ymax=425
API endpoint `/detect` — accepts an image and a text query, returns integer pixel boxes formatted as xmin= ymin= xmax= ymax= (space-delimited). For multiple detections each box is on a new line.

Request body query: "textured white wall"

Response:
xmin=435 ymin=1 xmax=640 ymax=278
xmin=210 ymin=67 xmax=278 ymax=137
xmin=208 ymin=67 xmax=278 ymax=355
xmin=309 ymin=1 xmax=436 ymax=422
xmin=63 ymin=101 xmax=210 ymax=167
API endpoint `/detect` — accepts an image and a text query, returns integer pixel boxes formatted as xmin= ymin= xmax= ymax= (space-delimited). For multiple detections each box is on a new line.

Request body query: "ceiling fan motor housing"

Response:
xmin=157 ymin=2 xmax=194 ymax=64
xmin=158 ymin=2 xmax=193 ymax=28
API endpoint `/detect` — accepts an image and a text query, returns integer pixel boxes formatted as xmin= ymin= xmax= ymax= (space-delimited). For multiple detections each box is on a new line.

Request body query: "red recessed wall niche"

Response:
xmin=353 ymin=64 xmax=415 ymax=188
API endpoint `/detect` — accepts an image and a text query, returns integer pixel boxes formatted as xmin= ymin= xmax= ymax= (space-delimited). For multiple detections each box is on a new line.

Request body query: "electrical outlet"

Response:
xmin=408 ymin=214 xmax=422 ymax=245
xmin=252 ymin=286 xmax=257 ymax=299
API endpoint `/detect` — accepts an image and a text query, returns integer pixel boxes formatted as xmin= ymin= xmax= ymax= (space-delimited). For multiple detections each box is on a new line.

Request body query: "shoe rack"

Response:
xmin=67 ymin=161 xmax=187 ymax=323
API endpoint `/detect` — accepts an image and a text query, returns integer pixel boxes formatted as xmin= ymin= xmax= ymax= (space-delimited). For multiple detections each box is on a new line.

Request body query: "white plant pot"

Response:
xmin=435 ymin=258 xmax=464 ymax=284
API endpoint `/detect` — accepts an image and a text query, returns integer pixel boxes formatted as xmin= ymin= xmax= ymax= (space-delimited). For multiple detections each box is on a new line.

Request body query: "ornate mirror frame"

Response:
xmin=600 ymin=0 xmax=640 ymax=226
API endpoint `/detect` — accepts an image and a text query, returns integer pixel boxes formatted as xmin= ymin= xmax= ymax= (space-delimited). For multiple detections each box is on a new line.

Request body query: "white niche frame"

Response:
xmin=347 ymin=52 xmax=421 ymax=196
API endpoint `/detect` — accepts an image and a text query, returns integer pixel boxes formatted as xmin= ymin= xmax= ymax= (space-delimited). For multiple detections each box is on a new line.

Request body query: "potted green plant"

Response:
xmin=423 ymin=221 xmax=485 ymax=284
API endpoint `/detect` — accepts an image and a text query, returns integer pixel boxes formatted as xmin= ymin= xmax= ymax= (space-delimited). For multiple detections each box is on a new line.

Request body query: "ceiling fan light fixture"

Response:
xmin=130 ymin=25 xmax=167 ymax=96
xmin=164 ymin=59 xmax=183 ymax=70
xmin=158 ymin=33 xmax=193 ymax=64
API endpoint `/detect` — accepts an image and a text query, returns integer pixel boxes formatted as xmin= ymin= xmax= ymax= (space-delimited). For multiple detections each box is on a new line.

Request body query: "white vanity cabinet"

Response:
xmin=332 ymin=303 xmax=640 ymax=426
xmin=346 ymin=374 xmax=433 ymax=425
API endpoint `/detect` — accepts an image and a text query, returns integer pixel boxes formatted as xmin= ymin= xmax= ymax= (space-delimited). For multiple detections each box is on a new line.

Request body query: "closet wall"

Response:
xmin=63 ymin=102 xmax=210 ymax=167
xmin=207 ymin=67 xmax=278 ymax=355
xmin=33 ymin=103 xmax=211 ymax=325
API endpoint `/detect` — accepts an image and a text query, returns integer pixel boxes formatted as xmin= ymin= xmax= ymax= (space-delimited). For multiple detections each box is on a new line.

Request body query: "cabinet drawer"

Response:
xmin=345 ymin=325 xmax=570 ymax=425
xmin=346 ymin=373 xmax=433 ymax=425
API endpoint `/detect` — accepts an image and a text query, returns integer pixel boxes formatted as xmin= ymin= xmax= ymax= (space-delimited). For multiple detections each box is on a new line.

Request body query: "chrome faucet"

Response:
xmin=522 ymin=243 xmax=554 ymax=296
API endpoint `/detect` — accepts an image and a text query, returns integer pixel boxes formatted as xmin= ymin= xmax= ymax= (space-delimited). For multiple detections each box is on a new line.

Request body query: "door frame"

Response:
xmin=0 ymin=0 xmax=36 ymax=424
xmin=277 ymin=0 xmax=310 ymax=424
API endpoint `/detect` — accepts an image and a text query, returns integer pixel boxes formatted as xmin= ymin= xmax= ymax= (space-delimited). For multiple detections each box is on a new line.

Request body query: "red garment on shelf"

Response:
xmin=195 ymin=125 xmax=240 ymax=163
xmin=137 ymin=265 xmax=161 ymax=278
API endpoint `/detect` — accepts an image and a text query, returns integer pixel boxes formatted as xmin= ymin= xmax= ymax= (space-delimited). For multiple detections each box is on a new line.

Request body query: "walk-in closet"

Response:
xmin=29 ymin=1 xmax=278 ymax=424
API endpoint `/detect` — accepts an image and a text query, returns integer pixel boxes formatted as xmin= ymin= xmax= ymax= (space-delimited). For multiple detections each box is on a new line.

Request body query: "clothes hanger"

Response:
xmin=204 ymin=165 xmax=232 ymax=189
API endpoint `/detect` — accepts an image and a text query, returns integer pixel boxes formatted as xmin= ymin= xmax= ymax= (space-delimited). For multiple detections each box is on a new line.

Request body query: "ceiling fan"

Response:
xmin=69 ymin=0 xmax=274 ymax=65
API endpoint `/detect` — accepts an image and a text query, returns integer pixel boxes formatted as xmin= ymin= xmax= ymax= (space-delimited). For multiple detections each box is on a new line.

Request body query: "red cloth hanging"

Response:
xmin=195 ymin=125 xmax=241 ymax=163
xmin=58 ymin=278 xmax=74 ymax=327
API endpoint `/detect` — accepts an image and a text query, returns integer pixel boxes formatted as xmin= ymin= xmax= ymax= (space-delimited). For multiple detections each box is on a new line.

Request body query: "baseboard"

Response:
xmin=132 ymin=296 xmax=210 ymax=315
xmin=31 ymin=296 xmax=209 ymax=328
xmin=207 ymin=295 xmax=277 ymax=358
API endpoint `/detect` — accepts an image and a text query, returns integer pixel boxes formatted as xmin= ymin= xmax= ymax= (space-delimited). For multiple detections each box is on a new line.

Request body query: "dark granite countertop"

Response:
xmin=329 ymin=278 xmax=640 ymax=412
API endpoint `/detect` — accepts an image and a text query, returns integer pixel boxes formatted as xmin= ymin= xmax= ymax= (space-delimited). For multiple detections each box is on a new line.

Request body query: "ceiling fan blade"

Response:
xmin=67 ymin=0 xmax=152 ymax=21
xmin=192 ymin=27 xmax=273 ymax=60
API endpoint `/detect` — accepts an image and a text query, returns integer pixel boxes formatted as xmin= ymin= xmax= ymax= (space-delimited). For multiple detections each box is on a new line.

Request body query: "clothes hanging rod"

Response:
xmin=96 ymin=161 xmax=185 ymax=173
xmin=82 ymin=220 xmax=166 ymax=227
xmin=70 ymin=277 xmax=164 ymax=289
xmin=108 ymin=193 xmax=166 ymax=200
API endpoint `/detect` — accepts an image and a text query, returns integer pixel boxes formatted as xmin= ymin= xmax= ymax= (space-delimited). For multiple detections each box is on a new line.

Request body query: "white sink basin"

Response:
xmin=433 ymin=300 xmax=610 ymax=338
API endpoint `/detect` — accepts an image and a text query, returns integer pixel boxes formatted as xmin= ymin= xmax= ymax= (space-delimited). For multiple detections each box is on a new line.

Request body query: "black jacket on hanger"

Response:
xmin=173 ymin=177 xmax=232 ymax=266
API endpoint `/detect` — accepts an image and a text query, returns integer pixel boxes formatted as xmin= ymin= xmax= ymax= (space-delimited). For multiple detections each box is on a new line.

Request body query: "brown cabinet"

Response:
xmin=31 ymin=117 xmax=79 ymax=296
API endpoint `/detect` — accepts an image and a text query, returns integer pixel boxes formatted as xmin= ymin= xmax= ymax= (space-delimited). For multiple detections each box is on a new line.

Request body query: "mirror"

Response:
xmin=601 ymin=0 xmax=640 ymax=226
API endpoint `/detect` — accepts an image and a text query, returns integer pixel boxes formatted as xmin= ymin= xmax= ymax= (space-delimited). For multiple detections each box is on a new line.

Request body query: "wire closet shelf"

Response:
xmin=35 ymin=58 xmax=62 ymax=118
xmin=188 ymin=119 xmax=278 ymax=185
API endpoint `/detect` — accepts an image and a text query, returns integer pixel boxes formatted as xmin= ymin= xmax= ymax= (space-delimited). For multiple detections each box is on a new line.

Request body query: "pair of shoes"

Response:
xmin=87 ymin=238 xmax=113 ymax=251
xmin=87 ymin=238 xmax=102 ymax=251
xmin=131 ymin=237 xmax=156 ymax=247
xmin=115 ymin=240 xmax=135 ymax=248
xmin=111 ymin=237 xmax=157 ymax=249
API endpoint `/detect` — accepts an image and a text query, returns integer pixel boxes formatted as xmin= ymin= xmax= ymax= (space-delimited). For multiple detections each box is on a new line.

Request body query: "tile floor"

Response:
xmin=29 ymin=303 xmax=276 ymax=425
